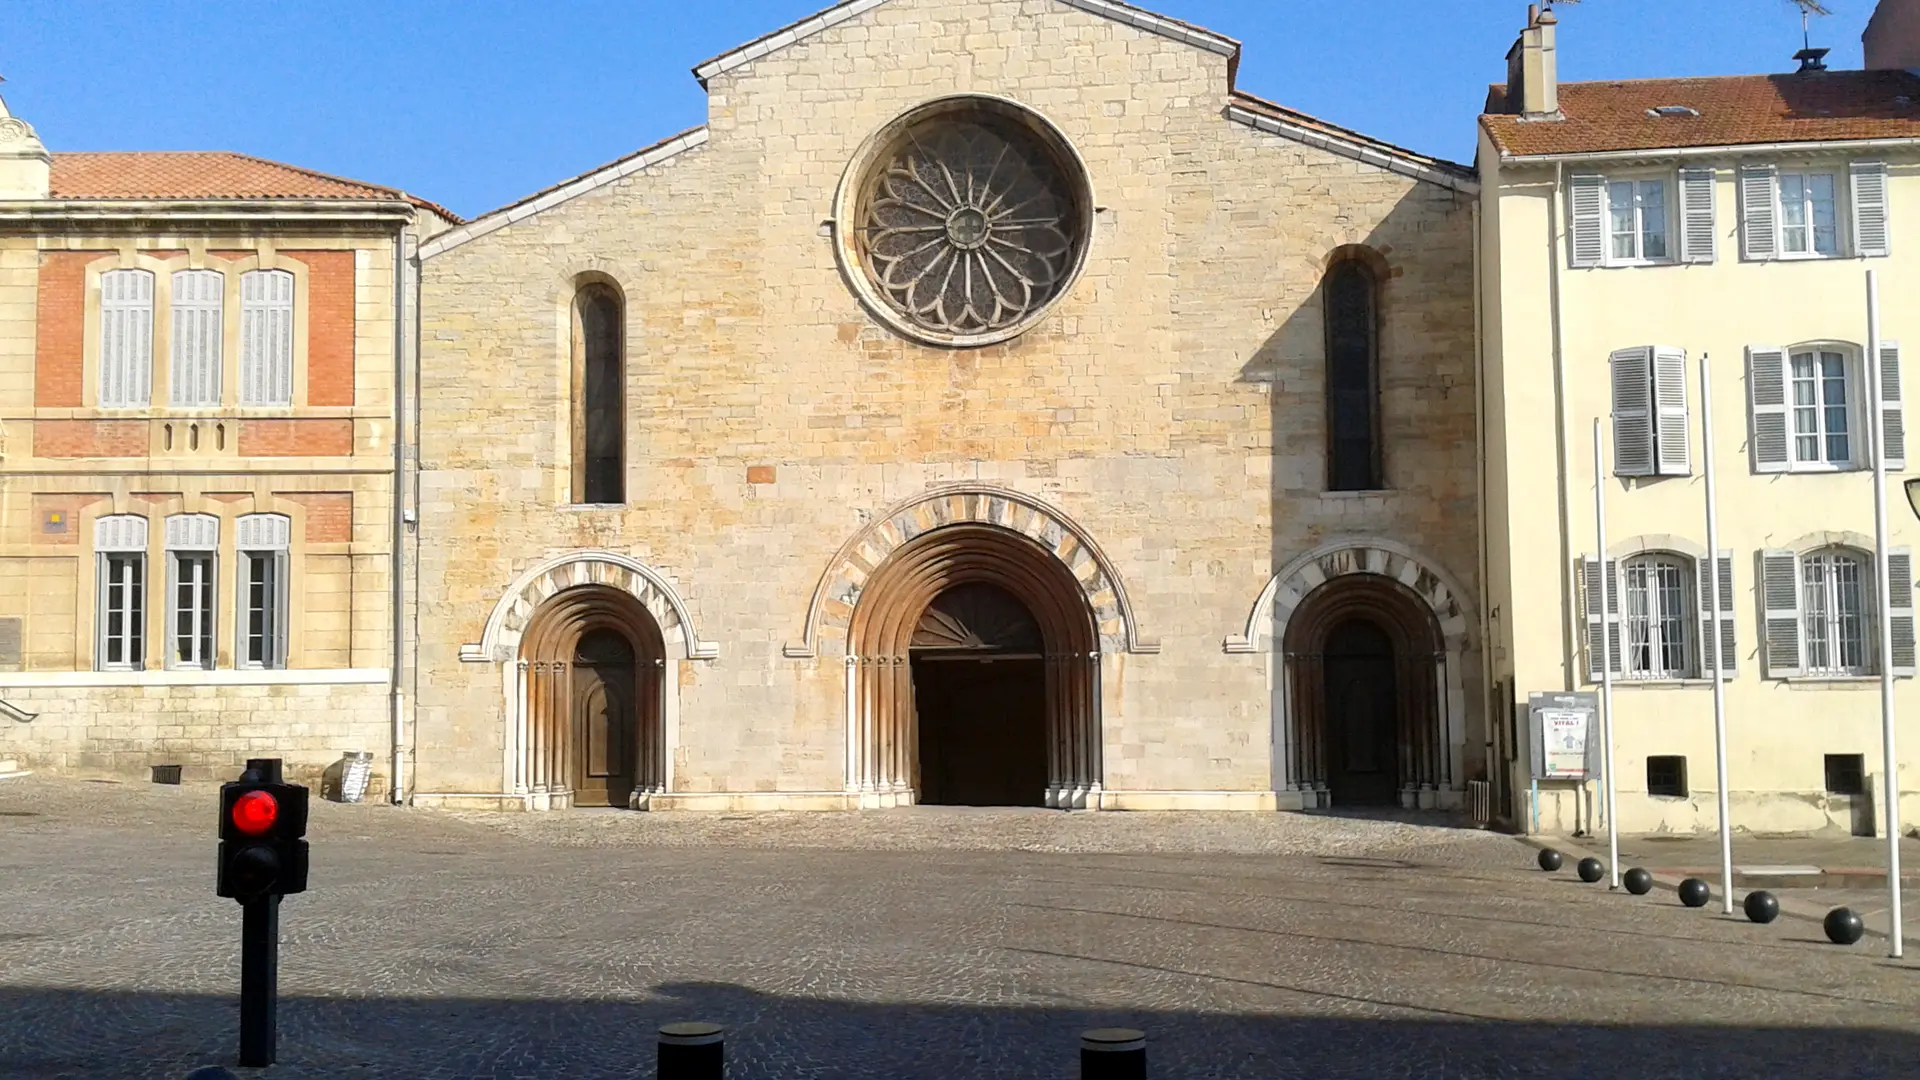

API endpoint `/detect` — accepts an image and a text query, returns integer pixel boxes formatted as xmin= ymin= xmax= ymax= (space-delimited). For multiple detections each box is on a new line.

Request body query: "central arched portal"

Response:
xmin=849 ymin=523 xmax=1100 ymax=809
xmin=519 ymin=584 xmax=666 ymax=808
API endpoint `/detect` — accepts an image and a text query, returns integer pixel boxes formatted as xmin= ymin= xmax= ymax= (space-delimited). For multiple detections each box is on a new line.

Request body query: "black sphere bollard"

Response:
xmin=1576 ymin=857 xmax=1605 ymax=883
xmin=184 ymin=1069 xmax=238 ymax=1080
xmin=1678 ymin=878 xmax=1711 ymax=908
xmin=1081 ymin=1028 xmax=1147 ymax=1080
xmin=1743 ymin=891 xmax=1781 ymax=924
xmin=1623 ymin=868 xmax=1654 ymax=895
xmin=1825 ymin=907 xmax=1866 ymax=945
xmin=1537 ymin=848 xmax=1564 ymax=872
xmin=658 ymin=1022 xmax=724 ymax=1080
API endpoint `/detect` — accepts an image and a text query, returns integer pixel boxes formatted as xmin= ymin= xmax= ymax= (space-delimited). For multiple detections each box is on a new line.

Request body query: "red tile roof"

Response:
xmin=48 ymin=151 xmax=459 ymax=221
xmin=1482 ymin=71 xmax=1920 ymax=158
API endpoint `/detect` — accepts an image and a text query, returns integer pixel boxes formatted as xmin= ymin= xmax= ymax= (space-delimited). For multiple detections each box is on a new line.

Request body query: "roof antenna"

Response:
xmin=1790 ymin=0 xmax=1833 ymax=72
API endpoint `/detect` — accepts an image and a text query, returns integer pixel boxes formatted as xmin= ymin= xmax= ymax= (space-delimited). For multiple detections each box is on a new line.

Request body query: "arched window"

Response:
xmin=171 ymin=269 xmax=224 ymax=407
xmin=1324 ymin=257 xmax=1381 ymax=491
xmin=99 ymin=269 xmax=154 ymax=408
xmin=240 ymin=269 xmax=295 ymax=406
xmin=1620 ymin=553 xmax=1693 ymax=679
xmin=573 ymin=283 xmax=625 ymax=505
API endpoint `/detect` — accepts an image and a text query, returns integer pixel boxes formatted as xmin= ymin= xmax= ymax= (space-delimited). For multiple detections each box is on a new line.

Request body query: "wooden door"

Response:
xmin=1323 ymin=619 xmax=1399 ymax=807
xmin=572 ymin=629 xmax=637 ymax=807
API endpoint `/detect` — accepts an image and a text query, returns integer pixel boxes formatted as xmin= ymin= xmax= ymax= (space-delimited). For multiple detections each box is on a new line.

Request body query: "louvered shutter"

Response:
xmin=98 ymin=269 xmax=154 ymax=408
xmin=240 ymin=270 xmax=294 ymax=406
xmin=1569 ymin=174 xmax=1607 ymax=268
xmin=1610 ymin=347 xmax=1655 ymax=477
xmin=1761 ymin=549 xmax=1803 ymax=678
xmin=93 ymin=514 xmax=148 ymax=553
xmin=1891 ymin=548 xmax=1916 ymax=677
xmin=1878 ymin=341 xmax=1905 ymax=471
xmin=1653 ymin=346 xmax=1692 ymax=476
xmin=1583 ymin=556 xmax=1622 ymax=681
xmin=1851 ymin=161 xmax=1890 ymax=258
xmin=1697 ymin=552 xmax=1737 ymax=678
xmin=1748 ymin=346 xmax=1792 ymax=472
xmin=1678 ymin=168 xmax=1717 ymax=264
xmin=1740 ymin=165 xmax=1778 ymax=261
xmin=170 ymin=270 xmax=224 ymax=407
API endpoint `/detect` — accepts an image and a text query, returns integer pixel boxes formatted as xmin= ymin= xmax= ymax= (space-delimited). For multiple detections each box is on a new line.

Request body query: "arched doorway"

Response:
xmin=848 ymin=523 xmax=1101 ymax=809
xmin=519 ymin=585 xmax=666 ymax=808
xmin=911 ymin=583 xmax=1048 ymax=807
xmin=1283 ymin=575 xmax=1446 ymax=809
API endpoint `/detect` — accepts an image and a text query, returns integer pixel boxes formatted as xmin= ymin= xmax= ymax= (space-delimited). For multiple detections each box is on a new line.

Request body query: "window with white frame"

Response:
xmin=1790 ymin=347 xmax=1854 ymax=466
xmin=1740 ymin=162 xmax=1891 ymax=261
xmin=1570 ymin=170 xmax=1716 ymax=268
xmin=165 ymin=514 xmax=218 ymax=670
xmin=94 ymin=515 xmax=148 ymax=671
xmin=170 ymin=269 xmax=224 ymax=407
xmin=1582 ymin=550 xmax=1735 ymax=682
xmin=240 ymin=270 xmax=294 ymax=406
xmin=1621 ymin=554 xmax=1693 ymax=679
xmin=1748 ymin=343 xmax=1906 ymax=474
xmin=98 ymin=269 xmax=154 ymax=409
xmin=1762 ymin=546 xmax=1917 ymax=678
xmin=236 ymin=514 xmax=290 ymax=670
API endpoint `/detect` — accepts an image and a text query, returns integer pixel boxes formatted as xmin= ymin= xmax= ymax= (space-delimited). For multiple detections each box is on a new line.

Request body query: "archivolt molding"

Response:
xmin=470 ymin=550 xmax=717 ymax=663
xmin=787 ymin=483 xmax=1157 ymax=658
xmin=1227 ymin=538 xmax=1474 ymax=654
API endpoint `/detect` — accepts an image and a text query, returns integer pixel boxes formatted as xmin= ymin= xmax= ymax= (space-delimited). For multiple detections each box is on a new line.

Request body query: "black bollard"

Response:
xmin=1678 ymin=878 xmax=1711 ymax=908
xmin=1576 ymin=857 xmax=1605 ymax=883
xmin=1081 ymin=1028 xmax=1146 ymax=1080
xmin=1536 ymin=848 xmax=1564 ymax=872
xmin=184 ymin=1069 xmax=238 ymax=1080
xmin=1824 ymin=907 xmax=1865 ymax=945
xmin=1743 ymin=891 xmax=1780 ymax=924
xmin=659 ymin=1022 xmax=724 ymax=1080
xmin=1623 ymin=868 xmax=1653 ymax=895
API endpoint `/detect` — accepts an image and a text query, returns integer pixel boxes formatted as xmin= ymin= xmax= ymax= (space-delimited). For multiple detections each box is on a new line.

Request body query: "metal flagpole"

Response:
xmin=1867 ymin=268 xmax=1904 ymax=959
xmin=1701 ymin=354 xmax=1735 ymax=915
xmin=1594 ymin=420 xmax=1621 ymax=888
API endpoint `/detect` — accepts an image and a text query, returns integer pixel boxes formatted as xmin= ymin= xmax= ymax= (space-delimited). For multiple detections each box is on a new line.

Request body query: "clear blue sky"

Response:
xmin=4 ymin=1 xmax=1881 ymax=220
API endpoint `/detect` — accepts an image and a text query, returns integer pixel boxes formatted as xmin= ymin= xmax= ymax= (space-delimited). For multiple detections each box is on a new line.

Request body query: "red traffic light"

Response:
xmin=231 ymin=790 xmax=279 ymax=835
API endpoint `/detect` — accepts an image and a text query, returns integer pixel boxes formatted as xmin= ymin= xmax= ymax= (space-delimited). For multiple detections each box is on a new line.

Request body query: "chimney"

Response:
xmin=1505 ymin=5 xmax=1561 ymax=119
xmin=1864 ymin=0 xmax=1920 ymax=71
xmin=0 ymin=94 xmax=51 ymax=201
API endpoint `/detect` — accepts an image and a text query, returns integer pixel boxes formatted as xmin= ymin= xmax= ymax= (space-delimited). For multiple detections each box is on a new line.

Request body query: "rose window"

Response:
xmin=842 ymin=100 xmax=1092 ymax=346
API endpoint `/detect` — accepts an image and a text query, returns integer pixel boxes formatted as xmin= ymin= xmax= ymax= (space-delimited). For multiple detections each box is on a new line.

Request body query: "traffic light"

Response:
xmin=217 ymin=758 xmax=309 ymax=903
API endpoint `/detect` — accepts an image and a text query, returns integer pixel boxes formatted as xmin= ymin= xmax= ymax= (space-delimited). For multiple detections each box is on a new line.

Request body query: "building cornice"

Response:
xmin=1499 ymin=136 xmax=1920 ymax=166
xmin=1226 ymin=104 xmax=1480 ymax=196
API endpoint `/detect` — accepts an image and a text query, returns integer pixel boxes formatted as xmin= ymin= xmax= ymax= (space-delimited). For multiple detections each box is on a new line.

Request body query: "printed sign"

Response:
xmin=1527 ymin=692 xmax=1600 ymax=781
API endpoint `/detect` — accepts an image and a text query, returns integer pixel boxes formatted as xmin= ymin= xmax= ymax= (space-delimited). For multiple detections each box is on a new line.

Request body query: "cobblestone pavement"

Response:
xmin=5 ymin=777 xmax=1920 ymax=1079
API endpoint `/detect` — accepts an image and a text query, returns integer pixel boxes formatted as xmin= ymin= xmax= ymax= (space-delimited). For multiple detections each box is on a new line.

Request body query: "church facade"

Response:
xmin=405 ymin=0 xmax=1486 ymax=812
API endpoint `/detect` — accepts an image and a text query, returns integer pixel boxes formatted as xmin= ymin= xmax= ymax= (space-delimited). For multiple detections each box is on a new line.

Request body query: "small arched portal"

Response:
xmin=1283 ymin=575 xmax=1447 ymax=808
xmin=849 ymin=523 xmax=1100 ymax=809
xmin=519 ymin=584 xmax=666 ymax=808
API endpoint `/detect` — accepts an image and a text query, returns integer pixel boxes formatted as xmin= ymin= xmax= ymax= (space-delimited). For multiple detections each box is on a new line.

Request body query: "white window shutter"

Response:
xmin=1740 ymin=165 xmax=1778 ymax=261
xmin=1851 ymin=161 xmax=1890 ymax=258
xmin=1761 ymin=549 xmax=1803 ymax=677
xmin=98 ymin=269 xmax=154 ymax=408
xmin=1678 ymin=168 xmax=1717 ymax=264
xmin=1610 ymin=347 xmax=1656 ymax=477
xmin=164 ymin=513 xmax=219 ymax=550
xmin=93 ymin=514 xmax=148 ymax=553
xmin=240 ymin=270 xmax=294 ymax=406
xmin=1748 ymin=346 xmax=1792 ymax=472
xmin=236 ymin=513 xmax=291 ymax=550
xmin=1696 ymin=552 xmax=1737 ymax=678
xmin=1891 ymin=547 xmax=1916 ymax=677
xmin=1569 ymin=174 xmax=1606 ymax=268
xmin=1583 ymin=556 xmax=1622 ymax=681
xmin=170 ymin=270 xmax=224 ymax=407
xmin=1653 ymin=346 xmax=1692 ymax=476
xmin=1879 ymin=341 xmax=1905 ymax=471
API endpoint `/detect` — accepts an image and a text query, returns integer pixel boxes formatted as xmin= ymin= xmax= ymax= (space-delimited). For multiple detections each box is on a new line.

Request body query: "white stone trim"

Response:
xmin=0 ymin=668 xmax=388 ymax=688
xmin=1227 ymin=538 xmax=1476 ymax=654
xmin=694 ymin=0 xmax=1237 ymax=85
xmin=418 ymin=129 xmax=711 ymax=260
xmin=1226 ymin=105 xmax=1481 ymax=196
xmin=471 ymin=550 xmax=718 ymax=663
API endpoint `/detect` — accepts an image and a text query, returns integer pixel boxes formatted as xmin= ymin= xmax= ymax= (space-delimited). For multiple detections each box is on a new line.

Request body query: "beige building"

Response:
xmin=0 ymin=93 xmax=455 ymax=791
xmin=406 ymin=0 xmax=1487 ymax=813
xmin=1480 ymin=6 xmax=1920 ymax=832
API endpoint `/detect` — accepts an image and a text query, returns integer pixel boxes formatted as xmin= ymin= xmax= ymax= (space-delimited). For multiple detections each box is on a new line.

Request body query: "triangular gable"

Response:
xmin=692 ymin=0 xmax=1239 ymax=86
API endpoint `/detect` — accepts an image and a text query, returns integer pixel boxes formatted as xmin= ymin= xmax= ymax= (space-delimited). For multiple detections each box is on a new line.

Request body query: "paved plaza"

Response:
xmin=5 ymin=777 xmax=1920 ymax=1078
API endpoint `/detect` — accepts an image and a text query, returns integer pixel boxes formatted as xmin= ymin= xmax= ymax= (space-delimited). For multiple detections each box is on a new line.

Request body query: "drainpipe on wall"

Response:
xmin=390 ymin=227 xmax=409 ymax=805
xmin=1548 ymin=161 xmax=1576 ymax=696
xmin=1471 ymin=200 xmax=1496 ymax=794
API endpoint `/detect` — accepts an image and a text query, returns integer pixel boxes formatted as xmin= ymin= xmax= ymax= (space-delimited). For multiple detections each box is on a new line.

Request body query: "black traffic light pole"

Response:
xmin=218 ymin=756 xmax=308 ymax=1069
xmin=239 ymin=892 xmax=280 ymax=1067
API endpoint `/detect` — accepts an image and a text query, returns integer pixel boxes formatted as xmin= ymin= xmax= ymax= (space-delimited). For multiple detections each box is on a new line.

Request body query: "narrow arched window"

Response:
xmin=1324 ymin=258 xmax=1381 ymax=491
xmin=573 ymin=283 xmax=625 ymax=505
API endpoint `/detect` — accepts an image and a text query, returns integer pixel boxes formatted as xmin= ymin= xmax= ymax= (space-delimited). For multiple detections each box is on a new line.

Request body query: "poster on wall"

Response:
xmin=1527 ymin=692 xmax=1599 ymax=781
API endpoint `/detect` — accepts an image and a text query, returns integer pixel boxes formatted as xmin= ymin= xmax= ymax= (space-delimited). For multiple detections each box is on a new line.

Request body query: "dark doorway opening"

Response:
xmin=571 ymin=628 xmax=637 ymax=807
xmin=910 ymin=583 xmax=1048 ymax=807
xmin=1322 ymin=619 xmax=1399 ymax=807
